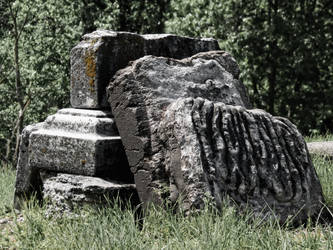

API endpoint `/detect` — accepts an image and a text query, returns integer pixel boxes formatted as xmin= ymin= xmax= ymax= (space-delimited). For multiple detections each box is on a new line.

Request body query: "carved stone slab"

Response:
xmin=108 ymin=52 xmax=324 ymax=224
xmin=108 ymin=51 xmax=250 ymax=201
xmin=71 ymin=30 xmax=220 ymax=109
xmin=160 ymin=98 xmax=324 ymax=224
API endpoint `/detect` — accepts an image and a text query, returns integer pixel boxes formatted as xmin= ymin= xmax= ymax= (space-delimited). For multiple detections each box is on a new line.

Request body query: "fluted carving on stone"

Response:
xmin=108 ymin=51 xmax=324 ymax=224
xmin=159 ymin=98 xmax=324 ymax=223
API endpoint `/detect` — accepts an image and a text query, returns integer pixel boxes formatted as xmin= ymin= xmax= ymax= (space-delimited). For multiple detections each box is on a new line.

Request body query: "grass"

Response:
xmin=1 ymin=136 xmax=333 ymax=249
xmin=3 ymin=194 xmax=333 ymax=250
xmin=0 ymin=166 xmax=15 ymax=216
xmin=305 ymin=133 xmax=333 ymax=143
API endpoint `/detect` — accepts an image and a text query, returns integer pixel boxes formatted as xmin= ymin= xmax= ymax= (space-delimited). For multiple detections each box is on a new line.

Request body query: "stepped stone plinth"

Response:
xmin=29 ymin=108 xmax=128 ymax=177
xmin=14 ymin=108 xmax=132 ymax=208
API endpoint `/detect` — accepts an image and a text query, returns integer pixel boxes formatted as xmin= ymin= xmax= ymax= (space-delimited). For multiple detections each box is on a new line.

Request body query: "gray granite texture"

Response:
xmin=70 ymin=30 xmax=220 ymax=109
xmin=108 ymin=51 xmax=251 ymax=203
xmin=42 ymin=172 xmax=139 ymax=215
xmin=108 ymin=52 xmax=324 ymax=224
xmin=14 ymin=108 xmax=132 ymax=209
xmin=159 ymin=98 xmax=324 ymax=224
xmin=14 ymin=123 xmax=44 ymax=208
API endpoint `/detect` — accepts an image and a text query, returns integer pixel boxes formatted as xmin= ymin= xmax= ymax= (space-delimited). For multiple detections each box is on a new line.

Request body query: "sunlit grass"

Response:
xmin=1 ymin=136 xmax=333 ymax=249
xmin=305 ymin=133 xmax=333 ymax=143
xmin=0 ymin=166 xmax=15 ymax=216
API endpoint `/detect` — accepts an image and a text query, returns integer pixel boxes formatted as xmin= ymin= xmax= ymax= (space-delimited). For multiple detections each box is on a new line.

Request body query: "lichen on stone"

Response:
xmin=84 ymin=46 xmax=96 ymax=93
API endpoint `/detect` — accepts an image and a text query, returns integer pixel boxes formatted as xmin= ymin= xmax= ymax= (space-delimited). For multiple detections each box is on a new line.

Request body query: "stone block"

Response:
xmin=41 ymin=172 xmax=139 ymax=214
xmin=307 ymin=141 xmax=333 ymax=158
xmin=29 ymin=130 xmax=124 ymax=177
xmin=70 ymin=30 xmax=220 ymax=109
xmin=107 ymin=51 xmax=324 ymax=224
xmin=159 ymin=98 xmax=324 ymax=224
xmin=14 ymin=108 xmax=132 ymax=209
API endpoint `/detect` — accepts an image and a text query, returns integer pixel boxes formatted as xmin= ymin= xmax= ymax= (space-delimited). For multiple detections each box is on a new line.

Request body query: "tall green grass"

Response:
xmin=1 ymin=141 xmax=333 ymax=249
xmin=305 ymin=133 xmax=333 ymax=143
xmin=312 ymin=155 xmax=333 ymax=208
xmin=0 ymin=166 xmax=15 ymax=216
xmin=3 ymin=195 xmax=333 ymax=249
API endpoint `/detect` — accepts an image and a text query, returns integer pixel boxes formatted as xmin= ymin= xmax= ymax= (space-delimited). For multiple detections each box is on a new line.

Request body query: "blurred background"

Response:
xmin=0 ymin=0 xmax=332 ymax=166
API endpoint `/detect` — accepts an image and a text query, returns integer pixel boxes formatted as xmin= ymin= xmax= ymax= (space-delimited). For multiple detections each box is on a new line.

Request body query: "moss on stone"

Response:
xmin=84 ymin=47 xmax=96 ymax=93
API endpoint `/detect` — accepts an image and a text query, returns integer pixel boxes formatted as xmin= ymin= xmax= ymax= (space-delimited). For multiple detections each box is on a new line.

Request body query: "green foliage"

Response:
xmin=0 ymin=0 xmax=171 ymax=164
xmin=313 ymin=156 xmax=333 ymax=208
xmin=1 ymin=0 xmax=332 ymax=163
xmin=305 ymin=133 xmax=333 ymax=143
xmin=82 ymin=0 xmax=171 ymax=34
xmin=167 ymin=0 xmax=333 ymax=135
xmin=0 ymin=0 xmax=85 ymax=161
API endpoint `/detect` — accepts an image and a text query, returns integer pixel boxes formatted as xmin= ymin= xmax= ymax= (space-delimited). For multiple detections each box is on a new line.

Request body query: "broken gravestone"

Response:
xmin=14 ymin=108 xmax=133 ymax=209
xmin=14 ymin=30 xmax=221 ymax=212
xmin=14 ymin=30 xmax=326 ymax=224
xmin=108 ymin=51 xmax=325 ymax=224
xmin=160 ymin=98 xmax=324 ymax=223
xmin=71 ymin=30 xmax=219 ymax=109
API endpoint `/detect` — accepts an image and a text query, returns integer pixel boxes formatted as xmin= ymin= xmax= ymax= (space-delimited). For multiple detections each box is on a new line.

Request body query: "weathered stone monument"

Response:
xmin=14 ymin=30 xmax=220 ymax=211
xmin=14 ymin=30 xmax=326 ymax=224
xmin=107 ymin=52 xmax=324 ymax=224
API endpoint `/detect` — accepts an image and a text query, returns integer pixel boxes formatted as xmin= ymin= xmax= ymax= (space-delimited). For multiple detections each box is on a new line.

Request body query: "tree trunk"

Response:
xmin=267 ymin=0 xmax=278 ymax=115
xmin=4 ymin=1 xmax=28 ymax=167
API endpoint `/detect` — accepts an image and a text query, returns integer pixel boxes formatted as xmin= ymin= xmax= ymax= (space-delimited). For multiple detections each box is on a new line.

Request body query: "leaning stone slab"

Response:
xmin=108 ymin=51 xmax=251 ymax=203
xmin=108 ymin=52 xmax=324 ymax=224
xmin=307 ymin=141 xmax=333 ymax=158
xmin=14 ymin=108 xmax=132 ymax=209
xmin=71 ymin=30 xmax=220 ymax=109
xmin=159 ymin=98 xmax=324 ymax=224
xmin=42 ymin=172 xmax=139 ymax=214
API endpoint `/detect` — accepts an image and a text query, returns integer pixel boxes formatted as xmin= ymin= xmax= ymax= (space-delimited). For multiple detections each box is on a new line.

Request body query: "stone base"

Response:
xmin=42 ymin=172 xmax=139 ymax=215
xmin=14 ymin=108 xmax=133 ymax=209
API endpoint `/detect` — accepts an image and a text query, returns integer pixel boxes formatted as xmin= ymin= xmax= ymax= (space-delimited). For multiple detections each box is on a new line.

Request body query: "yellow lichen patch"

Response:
xmin=90 ymin=38 xmax=98 ymax=46
xmin=84 ymin=49 xmax=96 ymax=93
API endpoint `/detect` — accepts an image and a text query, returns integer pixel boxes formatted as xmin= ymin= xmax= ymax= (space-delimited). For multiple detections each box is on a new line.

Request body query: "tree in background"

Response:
xmin=166 ymin=0 xmax=333 ymax=135
xmin=0 ymin=0 xmax=171 ymax=166
xmin=0 ymin=0 xmax=331 ymax=166
xmin=0 ymin=0 xmax=83 ymax=165
xmin=80 ymin=0 xmax=170 ymax=34
xmin=2 ymin=0 xmax=31 ymax=165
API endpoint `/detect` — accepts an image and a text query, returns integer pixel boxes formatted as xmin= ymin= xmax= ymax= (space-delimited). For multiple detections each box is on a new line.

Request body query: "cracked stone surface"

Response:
xmin=108 ymin=51 xmax=324 ymax=224
xmin=71 ymin=30 xmax=220 ymax=109
xmin=41 ymin=172 xmax=139 ymax=215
